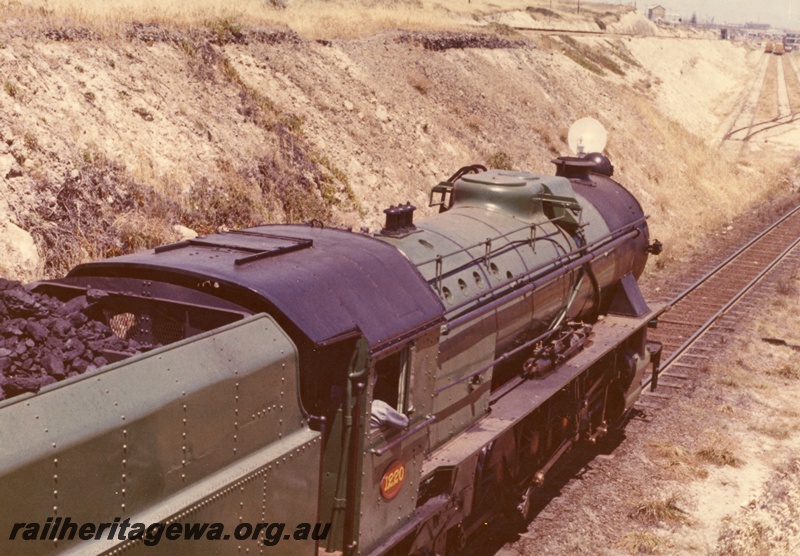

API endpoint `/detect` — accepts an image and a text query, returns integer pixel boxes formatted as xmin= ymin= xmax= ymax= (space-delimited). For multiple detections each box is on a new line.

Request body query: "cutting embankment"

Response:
xmin=0 ymin=2 xmax=794 ymax=284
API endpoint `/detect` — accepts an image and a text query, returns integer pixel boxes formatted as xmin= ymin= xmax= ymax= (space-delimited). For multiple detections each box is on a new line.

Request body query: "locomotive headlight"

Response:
xmin=567 ymin=117 xmax=608 ymax=156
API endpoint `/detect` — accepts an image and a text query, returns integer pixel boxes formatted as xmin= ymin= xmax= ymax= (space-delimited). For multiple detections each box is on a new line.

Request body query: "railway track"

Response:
xmin=638 ymin=204 xmax=800 ymax=407
xmin=724 ymin=53 xmax=800 ymax=149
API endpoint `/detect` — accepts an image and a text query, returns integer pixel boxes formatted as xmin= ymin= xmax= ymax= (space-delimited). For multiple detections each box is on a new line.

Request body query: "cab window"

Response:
xmin=373 ymin=345 xmax=414 ymax=414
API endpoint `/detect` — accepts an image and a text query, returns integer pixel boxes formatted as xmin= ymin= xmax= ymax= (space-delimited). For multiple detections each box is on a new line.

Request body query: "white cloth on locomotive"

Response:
xmin=370 ymin=399 xmax=409 ymax=430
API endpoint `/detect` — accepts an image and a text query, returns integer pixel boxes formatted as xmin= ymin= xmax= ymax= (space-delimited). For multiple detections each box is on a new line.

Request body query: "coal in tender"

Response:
xmin=0 ymin=278 xmax=159 ymax=401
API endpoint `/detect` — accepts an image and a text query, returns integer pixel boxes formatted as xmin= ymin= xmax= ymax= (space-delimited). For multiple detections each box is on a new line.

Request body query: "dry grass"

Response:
xmin=182 ymin=172 xmax=270 ymax=235
xmin=781 ymin=56 xmax=800 ymax=111
xmin=113 ymin=211 xmax=179 ymax=252
xmin=18 ymin=149 xmax=180 ymax=275
xmin=3 ymin=80 xmax=20 ymax=98
xmin=767 ymin=364 xmax=800 ymax=380
xmin=611 ymin=89 xmax=787 ymax=277
xmin=695 ymin=445 xmax=743 ymax=468
xmin=486 ymin=151 xmax=515 ymax=170
xmin=776 ymin=274 xmax=799 ymax=296
xmin=649 ymin=440 xmax=709 ymax=479
xmin=619 ymin=531 xmax=664 ymax=554
xmin=748 ymin=422 xmax=790 ymax=440
xmin=0 ymin=0 xmax=636 ymax=39
xmin=558 ymin=35 xmax=625 ymax=76
xmin=0 ymin=0 xmax=539 ymax=38
xmin=408 ymin=73 xmax=433 ymax=96
xmin=714 ymin=520 xmax=776 ymax=556
xmin=704 ymin=301 xmax=800 ymax=554
xmin=755 ymin=55 xmax=779 ymax=122
xmin=713 ymin=460 xmax=800 ymax=556
xmin=630 ymin=495 xmax=691 ymax=525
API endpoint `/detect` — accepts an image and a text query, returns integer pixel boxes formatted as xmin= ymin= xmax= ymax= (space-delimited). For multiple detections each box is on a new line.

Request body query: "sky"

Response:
xmin=604 ymin=1 xmax=800 ymax=29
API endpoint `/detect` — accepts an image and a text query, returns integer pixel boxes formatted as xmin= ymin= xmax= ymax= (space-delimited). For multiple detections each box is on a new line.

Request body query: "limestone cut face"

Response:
xmin=0 ymin=219 xmax=40 ymax=281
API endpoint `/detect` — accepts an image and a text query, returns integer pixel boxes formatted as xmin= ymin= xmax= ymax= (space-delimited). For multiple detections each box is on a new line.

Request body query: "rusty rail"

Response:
xmin=642 ymin=204 xmax=800 ymax=390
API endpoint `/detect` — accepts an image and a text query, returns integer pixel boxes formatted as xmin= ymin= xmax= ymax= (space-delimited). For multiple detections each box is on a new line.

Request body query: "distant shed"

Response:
xmin=647 ymin=5 xmax=666 ymax=21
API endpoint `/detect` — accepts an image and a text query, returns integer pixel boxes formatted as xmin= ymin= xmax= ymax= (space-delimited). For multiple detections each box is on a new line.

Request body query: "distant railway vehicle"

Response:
xmin=765 ymin=40 xmax=774 ymax=53
xmin=0 ymin=121 xmax=663 ymax=555
xmin=774 ymin=42 xmax=785 ymax=55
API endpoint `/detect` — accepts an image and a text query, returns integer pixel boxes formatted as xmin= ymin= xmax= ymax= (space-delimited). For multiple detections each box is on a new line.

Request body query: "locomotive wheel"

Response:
xmin=513 ymin=483 xmax=537 ymax=525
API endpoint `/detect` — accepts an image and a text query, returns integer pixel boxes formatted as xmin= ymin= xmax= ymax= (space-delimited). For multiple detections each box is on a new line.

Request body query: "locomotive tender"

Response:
xmin=0 ymin=148 xmax=663 ymax=554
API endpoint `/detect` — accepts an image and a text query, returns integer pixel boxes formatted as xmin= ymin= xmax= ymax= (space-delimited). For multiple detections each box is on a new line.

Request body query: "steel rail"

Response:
xmin=643 ymin=205 xmax=800 ymax=389
xmin=726 ymin=111 xmax=799 ymax=141
xmin=723 ymin=52 xmax=774 ymax=148
xmin=645 ymin=233 xmax=800 ymax=387
xmin=657 ymin=204 xmax=800 ymax=312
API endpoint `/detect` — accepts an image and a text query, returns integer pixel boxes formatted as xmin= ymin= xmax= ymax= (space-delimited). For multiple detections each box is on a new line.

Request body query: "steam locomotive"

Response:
xmin=0 ymin=141 xmax=663 ymax=554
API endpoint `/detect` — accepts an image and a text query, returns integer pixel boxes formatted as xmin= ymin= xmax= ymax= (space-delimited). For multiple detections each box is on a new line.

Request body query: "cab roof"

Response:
xmin=66 ymin=225 xmax=444 ymax=348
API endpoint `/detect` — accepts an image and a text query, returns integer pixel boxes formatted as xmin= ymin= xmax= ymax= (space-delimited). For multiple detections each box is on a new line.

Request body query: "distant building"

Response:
xmin=647 ymin=5 xmax=666 ymax=21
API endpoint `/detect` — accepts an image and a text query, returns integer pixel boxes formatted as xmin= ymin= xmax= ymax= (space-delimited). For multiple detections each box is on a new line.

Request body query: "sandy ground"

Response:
xmin=625 ymin=37 xmax=757 ymax=142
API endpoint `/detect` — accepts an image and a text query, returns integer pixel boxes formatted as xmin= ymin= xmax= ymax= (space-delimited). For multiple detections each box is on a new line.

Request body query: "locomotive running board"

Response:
xmin=421 ymin=303 xmax=665 ymax=478
xmin=364 ymin=495 xmax=450 ymax=556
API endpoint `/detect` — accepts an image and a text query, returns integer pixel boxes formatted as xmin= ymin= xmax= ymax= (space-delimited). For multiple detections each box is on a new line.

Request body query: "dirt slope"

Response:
xmin=0 ymin=6 xmax=790 ymax=282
